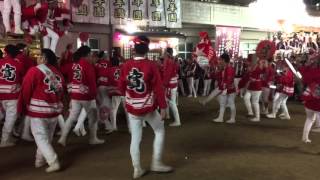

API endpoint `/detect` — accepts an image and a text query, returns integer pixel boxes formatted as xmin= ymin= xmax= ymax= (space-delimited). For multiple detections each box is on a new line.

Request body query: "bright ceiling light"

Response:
xmin=125 ymin=21 xmax=140 ymax=34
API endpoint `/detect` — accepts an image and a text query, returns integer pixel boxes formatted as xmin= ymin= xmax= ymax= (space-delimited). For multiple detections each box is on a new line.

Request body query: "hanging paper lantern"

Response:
xmin=24 ymin=34 xmax=33 ymax=44
xmin=256 ymin=40 xmax=276 ymax=60
xmin=71 ymin=0 xmax=84 ymax=8
xmin=79 ymin=32 xmax=89 ymax=43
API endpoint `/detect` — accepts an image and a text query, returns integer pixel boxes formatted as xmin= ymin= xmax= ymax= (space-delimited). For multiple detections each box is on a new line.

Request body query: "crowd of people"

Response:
xmin=1 ymin=33 xmax=320 ymax=179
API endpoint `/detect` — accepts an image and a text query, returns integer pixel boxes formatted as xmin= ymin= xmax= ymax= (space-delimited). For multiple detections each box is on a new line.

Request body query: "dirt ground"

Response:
xmin=1 ymin=97 xmax=320 ymax=180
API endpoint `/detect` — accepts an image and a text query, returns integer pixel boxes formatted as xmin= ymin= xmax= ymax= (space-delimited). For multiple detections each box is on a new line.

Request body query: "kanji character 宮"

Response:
xmin=114 ymin=8 xmax=126 ymax=18
xmin=76 ymin=4 xmax=89 ymax=16
xmin=0 ymin=64 xmax=16 ymax=82
xmin=133 ymin=10 xmax=143 ymax=20
xmin=127 ymin=68 xmax=145 ymax=93
xmin=152 ymin=11 xmax=161 ymax=21
xmin=168 ymin=13 xmax=177 ymax=22
xmin=93 ymin=6 xmax=105 ymax=17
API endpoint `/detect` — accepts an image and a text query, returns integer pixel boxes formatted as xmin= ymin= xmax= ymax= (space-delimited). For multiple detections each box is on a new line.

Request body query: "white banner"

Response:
xmin=129 ymin=0 xmax=147 ymax=26
xmin=71 ymin=0 xmax=109 ymax=24
xmin=111 ymin=0 xmax=129 ymax=25
xmin=164 ymin=0 xmax=182 ymax=28
xmin=148 ymin=0 xmax=166 ymax=27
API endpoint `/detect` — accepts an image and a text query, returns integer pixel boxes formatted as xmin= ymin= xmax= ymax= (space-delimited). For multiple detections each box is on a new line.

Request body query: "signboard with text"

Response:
xmin=72 ymin=0 xmax=110 ymax=24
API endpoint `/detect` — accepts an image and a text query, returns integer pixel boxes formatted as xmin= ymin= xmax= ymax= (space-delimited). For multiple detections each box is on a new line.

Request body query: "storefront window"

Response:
xmin=240 ymin=42 xmax=257 ymax=58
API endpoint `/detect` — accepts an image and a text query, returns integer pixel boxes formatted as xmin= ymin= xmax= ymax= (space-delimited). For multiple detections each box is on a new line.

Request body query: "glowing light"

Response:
xmin=125 ymin=21 xmax=140 ymax=34
xmin=159 ymin=41 xmax=167 ymax=49
xmin=120 ymin=35 xmax=130 ymax=44
xmin=149 ymin=43 xmax=157 ymax=50
xmin=248 ymin=0 xmax=320 ymax=30
xmin=168 ymin=38 xmax=179 ymax=47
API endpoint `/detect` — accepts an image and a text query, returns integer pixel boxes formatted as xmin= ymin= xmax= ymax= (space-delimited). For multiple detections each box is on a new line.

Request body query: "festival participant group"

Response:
xmin=0 ymin=2 xmax=320 ymax=179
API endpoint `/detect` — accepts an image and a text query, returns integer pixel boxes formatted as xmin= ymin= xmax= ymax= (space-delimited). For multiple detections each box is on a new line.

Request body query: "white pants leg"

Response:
xmin=110 ymin=96 xmax=121 ymax=130
xmin=178 ymin=79 xmax=185 ymax=96
xmin=203 ymin=87 xmax=220 ymax=105
xmin=168 ymin=88 xmax=181 ymax=125
xmin=203 ymin=80 xmax=209 ymax=96
xmin=22 ymin=116 xmax=33 ymax=140
xmin=30 ymin=117 xmax=58 ymax=165
xmin=206 ymin=79 xmax=212 ymax=96
xmin=82 ymin=100 xmax=100 ymax=141
xmin=251 ymin=91 xmax=262 ymax=119
xmin=194 ymin=79 xmax=199 ymax=95
xmin=234 ymin=78 xmax=241 ymax=93
xmin=187 ymin=77 xmax=196 ymax=97
xmin=216 ymin=95 xmax=227 ymax=120
xmin=57 ymin=115 xmax=65 ymax=130
xmin=42 ymin=28 xmax=59 ymax=53
xmin=59 ymin=100 xmax=83 ymax=143
xmin=43 ymin=35 xmax=50 ymax=49
xmin=262 ymin=87 xmax=271 ymax=113
xmin=279 ymin=93 xmax=289 ymax=117
xmin=12 ymin=0 xmax=21 ymax=32
xmin=1 ymin=100 xmax=18 ymax=143
xmin=270 ymin=92 xmax=281 ymax=116
xmin=244 ymin=90 xmax=262 ymax=119
xmin=227 ymin=93 xmax=236 ymax=121
xmin=74 ymin=108 xmax=87 ymax=133
xmin=244 ymin=91 xmax=253 ymax=115
xmin=302 ymin=108 xmax=320 ymax=142
xmin=128 ymin=111 xmax=165 ymax=168
xmin=3 ymin=0 xmax=12 ymax=32
xmin=314 ymin=113 xmax=320 ymax=128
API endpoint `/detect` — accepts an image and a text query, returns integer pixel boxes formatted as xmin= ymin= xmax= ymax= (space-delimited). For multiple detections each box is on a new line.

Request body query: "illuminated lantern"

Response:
xmin=79 ymin=32 xmax=89 ymax=43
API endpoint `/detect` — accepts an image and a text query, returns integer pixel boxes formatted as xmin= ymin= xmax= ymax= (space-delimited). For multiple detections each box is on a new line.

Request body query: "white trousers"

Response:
xmin=203 ymin=87 xmax=221 ymax=104
xmin=96 ymin=87 xmax=112 ymax=130
xmin=261 ymin=87 xmax=271 ymax=113
xmin=60 ymin=100 xmax=99 ymax=141
xmin=234 ymin=78 xmax=241 ymax=92
xmin=30 ymin=117 xmax=58 ymax=165
xmin=216 ymin=93 xmax=236 ymax=121
xmin=194 ymin=79 xmax=199 ymax=95
xmin=0 ymin=100 xmax=18 ymax=143
xmin=110 ymin=96 xmax=122 ymax=130
xmin=166 ymin=88 xmax=181 ymax=124
xmin=244 ymin=90 xmax=262 ymax=119
xmin=128 ymin=111 xmax=165 ymax=168
xmin=270 ymin=92 xmax=289 ymax=117
xmin=187 ymin=77 xmax=196 ymax=97
xmin=43 ymin=28 xmax=59 ymax=53
xmin=3 ymin=0 xmax=21 ymax=32
xmin=178 ymin=79 xmax=185 ymax=96
xmin=302 ymin=108 xmax=320 ymax=142
xmin=203 ymin=79 xmax=212 ymax=96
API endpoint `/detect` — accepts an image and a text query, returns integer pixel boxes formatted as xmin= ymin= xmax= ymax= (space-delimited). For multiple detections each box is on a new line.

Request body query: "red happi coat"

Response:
xmin=119 ymin=58 xmax=167 ymax=116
